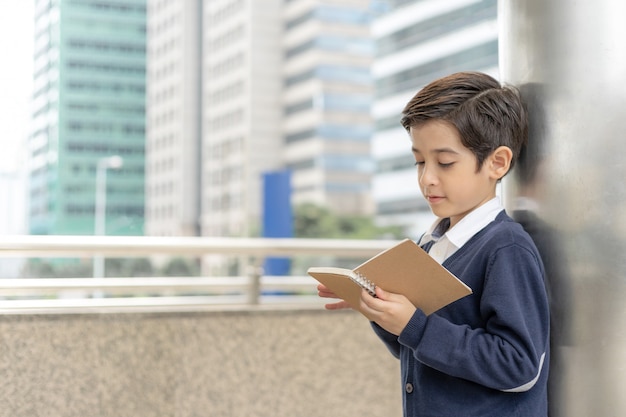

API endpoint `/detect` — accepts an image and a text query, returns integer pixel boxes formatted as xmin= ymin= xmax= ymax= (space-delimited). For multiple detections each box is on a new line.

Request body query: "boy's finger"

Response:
xmin=325 ymin=300 xmax=351 ymax=310
xmin=361 ymin=288 xmax=385 ymax=312
xmin=374 ymin=285 xmax=390 ymax=299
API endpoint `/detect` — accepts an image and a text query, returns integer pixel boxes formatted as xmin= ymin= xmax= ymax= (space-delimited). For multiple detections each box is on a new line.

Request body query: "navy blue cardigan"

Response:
xmin=372 ymin=211 xmax=550 ymax=417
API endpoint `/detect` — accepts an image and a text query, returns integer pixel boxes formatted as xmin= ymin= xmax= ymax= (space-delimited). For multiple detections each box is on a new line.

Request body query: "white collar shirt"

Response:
xmin=418 ymin=197 xmax=504 ymax=264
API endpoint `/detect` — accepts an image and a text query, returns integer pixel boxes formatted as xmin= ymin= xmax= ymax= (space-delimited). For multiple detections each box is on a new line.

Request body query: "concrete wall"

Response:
xmin=0 ymin=308 xmax=401 ymax=417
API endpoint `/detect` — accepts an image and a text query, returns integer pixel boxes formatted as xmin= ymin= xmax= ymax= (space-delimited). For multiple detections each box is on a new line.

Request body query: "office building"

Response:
xmin=145 ymin=0 xmax=202 ymax=237
xmin=29 ymin=0 xmax=147 ymax=236
xmin=201 ymin=0 xmax=284 ymax=239
xmin=283 ymin=0 xmax=375 ymax=216
xmin=371 ymin=0 xmax=498 ymax=236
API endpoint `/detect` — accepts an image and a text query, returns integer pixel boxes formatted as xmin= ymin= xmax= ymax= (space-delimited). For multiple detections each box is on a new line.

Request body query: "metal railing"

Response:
xmin=0 ymin=235 xmax=398 ymax=313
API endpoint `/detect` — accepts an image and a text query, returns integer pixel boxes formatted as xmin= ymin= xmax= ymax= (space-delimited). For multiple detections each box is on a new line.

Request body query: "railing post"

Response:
xmin=247 ymin=264 xmax=262 ymax=305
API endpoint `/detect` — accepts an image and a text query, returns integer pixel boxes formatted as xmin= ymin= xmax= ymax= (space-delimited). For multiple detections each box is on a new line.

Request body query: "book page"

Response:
xmin=308 ymin=239 xmax=472 ymax=316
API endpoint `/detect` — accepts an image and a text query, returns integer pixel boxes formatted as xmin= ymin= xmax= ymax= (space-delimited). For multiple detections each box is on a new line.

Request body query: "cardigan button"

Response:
xmin=405 ymin=383 xmax=414 ymax=394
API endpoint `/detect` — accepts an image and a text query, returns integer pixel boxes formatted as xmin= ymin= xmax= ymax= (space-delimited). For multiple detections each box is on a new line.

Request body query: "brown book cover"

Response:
xmin=308 ymin=238 xmax=472 ymax=315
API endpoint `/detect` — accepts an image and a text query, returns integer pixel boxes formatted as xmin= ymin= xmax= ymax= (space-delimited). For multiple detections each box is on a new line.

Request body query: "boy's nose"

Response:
xmin=418 ymin=165 xmax=437 ymax=186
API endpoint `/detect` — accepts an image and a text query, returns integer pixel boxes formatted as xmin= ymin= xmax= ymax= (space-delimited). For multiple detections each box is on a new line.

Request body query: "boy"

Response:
xmin=318 ymin=72 xmax=550 ymax=417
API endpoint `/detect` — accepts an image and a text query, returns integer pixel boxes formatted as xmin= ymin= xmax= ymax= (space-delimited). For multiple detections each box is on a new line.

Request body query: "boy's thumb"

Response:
xmin=374 ymin=285 xmax=388 ymax=299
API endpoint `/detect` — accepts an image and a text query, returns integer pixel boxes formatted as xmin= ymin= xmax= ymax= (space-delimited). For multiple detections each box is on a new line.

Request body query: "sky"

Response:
xmin=0 ymin=1 xmax=34 ymax=173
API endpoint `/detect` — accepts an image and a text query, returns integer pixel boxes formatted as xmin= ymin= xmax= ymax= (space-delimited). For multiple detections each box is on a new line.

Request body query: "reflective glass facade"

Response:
xmin=283 ymin=0 xmax=375 ymax=215
xmin=29 ymin=0 xmax=146 ymax=235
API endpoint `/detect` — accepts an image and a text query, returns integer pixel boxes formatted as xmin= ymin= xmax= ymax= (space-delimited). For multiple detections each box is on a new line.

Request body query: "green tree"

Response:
xmin=291 ymin=203 xmax=405 ymax=275
xmin=294 ymin=203 xmax=404 ymax=239
xmin=21 ymin=259 xmax=56 ymax=278
xmin=55 ymin=260 xmax=92 ymax=278
xmin=104 ymin=258 xmax=124 ymax=277
xmin=161 ymin=258 xmax=199 ymax=277
xmin=122 ymin=258 xmax=155 ymax=277
xmin=21 ymin=258 xmax=93 ymax=278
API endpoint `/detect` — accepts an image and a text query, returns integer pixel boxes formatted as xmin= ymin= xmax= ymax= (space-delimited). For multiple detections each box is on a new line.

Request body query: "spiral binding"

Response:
xmin=352 ymin=271 xmax=376 ymax=296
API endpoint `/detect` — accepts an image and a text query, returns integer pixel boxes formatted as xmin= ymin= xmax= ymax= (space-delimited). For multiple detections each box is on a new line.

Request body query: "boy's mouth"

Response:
xmin=426 ymin=195 xmax=445 ymax=204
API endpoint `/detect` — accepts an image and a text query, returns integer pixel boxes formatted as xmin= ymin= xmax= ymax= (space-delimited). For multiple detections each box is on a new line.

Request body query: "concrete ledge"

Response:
xmin=0 ymin=308 xmax=401 ymax=417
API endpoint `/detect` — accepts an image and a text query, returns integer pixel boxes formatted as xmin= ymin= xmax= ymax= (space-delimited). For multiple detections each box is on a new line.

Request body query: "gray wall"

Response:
xmin=500 ymin=1 xmax=626 ymax=416
xmin=0 ymin=309 xmax=401 ymax=417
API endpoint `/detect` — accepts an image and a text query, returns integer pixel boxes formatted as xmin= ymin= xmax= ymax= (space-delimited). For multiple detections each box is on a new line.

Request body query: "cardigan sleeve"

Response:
xmin=370 ymin=321 xmax=401 ymax=359
xmin=397 ymin=242 xmax=550 ymax=392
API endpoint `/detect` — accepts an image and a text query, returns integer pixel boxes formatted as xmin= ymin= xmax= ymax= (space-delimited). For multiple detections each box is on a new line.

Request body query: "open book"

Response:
xmin=308 ymin=238 xmax=472 ymax=315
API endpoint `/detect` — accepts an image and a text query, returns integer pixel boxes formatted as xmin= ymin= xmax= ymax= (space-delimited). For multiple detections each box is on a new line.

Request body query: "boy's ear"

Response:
xmin=488 ymin=146 xmax=513 ymax=179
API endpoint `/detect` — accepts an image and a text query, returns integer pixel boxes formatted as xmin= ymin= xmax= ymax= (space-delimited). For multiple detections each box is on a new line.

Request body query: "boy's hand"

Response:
xmin=317 ymin=284 xmax=352 ymax=310
xmin=360 ymin=286 xmax=416 ymax=336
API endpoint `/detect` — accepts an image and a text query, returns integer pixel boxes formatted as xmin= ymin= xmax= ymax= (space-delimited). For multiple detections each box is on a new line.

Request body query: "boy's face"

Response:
xmin=410 ymin=120 xmax=499 ymax=228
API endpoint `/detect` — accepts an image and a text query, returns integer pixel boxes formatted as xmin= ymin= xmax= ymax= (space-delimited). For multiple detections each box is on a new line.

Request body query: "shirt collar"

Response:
xmin=420 ymin=197 xmax=504 ymax=249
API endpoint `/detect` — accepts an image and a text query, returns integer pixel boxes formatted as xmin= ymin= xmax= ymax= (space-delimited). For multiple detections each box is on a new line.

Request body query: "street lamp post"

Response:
xmin=93 ymin=155 xmax=123 ymax=278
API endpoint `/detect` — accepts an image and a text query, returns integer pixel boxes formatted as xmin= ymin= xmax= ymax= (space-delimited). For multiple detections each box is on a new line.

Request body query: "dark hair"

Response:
xmin=400 ymin=71 xmax=528 ymax=174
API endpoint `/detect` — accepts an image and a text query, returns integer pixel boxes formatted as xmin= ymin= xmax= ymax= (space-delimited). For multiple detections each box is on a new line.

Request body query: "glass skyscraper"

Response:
xmin=29 ymin=0 xmax=146 ymax=236
xmin=283 ymin=0 xmax=375 ymax=216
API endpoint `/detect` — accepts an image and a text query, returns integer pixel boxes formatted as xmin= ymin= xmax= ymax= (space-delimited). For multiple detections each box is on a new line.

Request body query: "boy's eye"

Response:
xmin=414 ymin=161 xmax=454 ymax=168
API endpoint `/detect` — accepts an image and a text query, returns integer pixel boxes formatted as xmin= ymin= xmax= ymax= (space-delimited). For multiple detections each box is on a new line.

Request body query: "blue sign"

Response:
xmin=262 ymin=170 xmax=293 ymax=276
